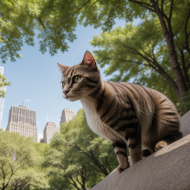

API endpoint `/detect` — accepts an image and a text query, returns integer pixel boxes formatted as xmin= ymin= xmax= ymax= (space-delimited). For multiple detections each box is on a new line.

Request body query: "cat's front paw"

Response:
xmin=116 ymin=166 xmax=129 ymax=174
xmin=155 ymin=141 xmax=168 ymax=151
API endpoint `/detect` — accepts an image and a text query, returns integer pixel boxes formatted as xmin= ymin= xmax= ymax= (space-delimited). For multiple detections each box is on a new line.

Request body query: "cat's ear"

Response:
xmin=57 ymin=63 xmax=69 ymax=73
xmin=81 ymin=51 xmax=96 ymax=68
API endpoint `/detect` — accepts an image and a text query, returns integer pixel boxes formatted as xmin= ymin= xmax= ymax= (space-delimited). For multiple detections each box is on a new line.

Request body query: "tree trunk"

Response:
xmin=150 ymin=0 xmax=189 ymax=98
xmin=180 ymin=50 xmax=190 ymax=89
xmin=154 ymin=60 xmax=180 ymax=98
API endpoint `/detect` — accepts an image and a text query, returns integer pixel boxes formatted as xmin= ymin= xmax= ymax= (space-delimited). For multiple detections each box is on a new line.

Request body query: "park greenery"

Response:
xmin=0 ymin=0 xmax=190 ymax=113
xmin=0 ymin=131 xmax=47 ymax=190
xmin=0 ymin=109 xmax=118 ymax=190
xmin=0 ymin=1 xmax=190 ymax=189
xmin=0 ymin=74 xmax=11 ymax=98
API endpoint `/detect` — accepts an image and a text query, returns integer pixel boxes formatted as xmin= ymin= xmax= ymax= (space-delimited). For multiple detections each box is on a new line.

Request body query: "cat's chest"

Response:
xmin=81 ymin=99 xmax=121 ymax=141
xmin=81 ymin=99 xmax=107 ymax=136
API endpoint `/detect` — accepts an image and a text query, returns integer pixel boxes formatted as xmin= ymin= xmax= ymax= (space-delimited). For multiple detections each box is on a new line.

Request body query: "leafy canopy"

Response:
xmin=90 ymin=20 xmax=179 ymax=104
xmin=0 ymin=131 xmax=42 ymax=190
xmin=43 ymin=109 xmax=118 ymax=190
xmin=0 ymin=73 xmax=11 ymax=98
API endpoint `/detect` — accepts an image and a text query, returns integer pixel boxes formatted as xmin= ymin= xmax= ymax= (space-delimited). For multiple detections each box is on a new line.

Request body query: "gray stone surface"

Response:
xmin=92 ymin=111 xmax=190 ymax=190
xmin=180 ymin=110 xmax=190 ymax=137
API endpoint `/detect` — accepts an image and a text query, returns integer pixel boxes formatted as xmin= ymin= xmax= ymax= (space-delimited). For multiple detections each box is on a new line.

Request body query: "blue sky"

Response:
xmin=1 ymin=18 xmax=140 ymax=140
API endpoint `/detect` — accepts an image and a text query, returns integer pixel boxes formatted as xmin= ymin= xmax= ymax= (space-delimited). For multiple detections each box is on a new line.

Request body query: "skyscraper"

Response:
xmin=6 ymin=105 xmax=38 ymax=142
xmin=60 ymin=108 xmax=75 ymax=125
xmin=0 ymin=66 xmax=6 ymax=128
xmin=43 ymin=122 xmax=59 ymax=144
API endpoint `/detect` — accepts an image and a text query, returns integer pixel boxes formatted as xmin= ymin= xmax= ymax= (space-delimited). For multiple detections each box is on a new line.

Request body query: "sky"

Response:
xmin=1 ymin=18 xmax=140 ymax=141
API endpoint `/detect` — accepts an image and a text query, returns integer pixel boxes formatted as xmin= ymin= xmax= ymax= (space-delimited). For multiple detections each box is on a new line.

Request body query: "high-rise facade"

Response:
xmin=60 ymin=108 xmax=75 ymax=125
xmin=43 ymin=122 xmax=59 ymax=144
xmin=0 ymin=66 xmax=6 ymax=128
xmin=6 ymin=105 xmax=38 ymax=142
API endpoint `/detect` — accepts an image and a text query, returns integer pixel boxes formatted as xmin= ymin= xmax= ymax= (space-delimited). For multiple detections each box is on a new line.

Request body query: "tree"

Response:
xmin=84 ymin=0 xmax=190 ymax=99
xmin=0 ymin=73 xmax=11 ymax=98
xmin=43 ymin=109 xmax=118 ymax=190
xmin=90 ymin=21 xmax=179 ymax=103
xmin=9 ymin=169 xmax=47 ymax=190
xmin=0 ymin=0 xmax=39 ymax=63
xmin=85 ymin=0 xmax=190 ymax=111
xmin=39 ymin=0 xmax=190 ymax=110
xmin=2 ymin=0 xmax=190 ymax=108
xmin=0 ymin=0 xmax=78 ymax=64
xmin=47 ymin=176 xmax=73 ymax=190
xmin=0 ymin=131 xmax=40 ymax=190
xmin=56 ymin=109 xmax=118 ymax=176
xmin=43 ymin=147 xmax=96 ymax=190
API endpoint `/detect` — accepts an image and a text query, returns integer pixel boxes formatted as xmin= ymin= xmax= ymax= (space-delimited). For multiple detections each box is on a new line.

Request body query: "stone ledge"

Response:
xmin=180 ymin=110 xmax=190 ymax=136
xmin=92 ymin=110 xmax=190 ymax=190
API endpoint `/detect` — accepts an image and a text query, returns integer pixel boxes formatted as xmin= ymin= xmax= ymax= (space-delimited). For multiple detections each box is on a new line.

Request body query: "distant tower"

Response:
xmin=6 ymin=105 xmax=38 ymax=142
xmin=60 ymin=108 xmax=75 ymax=125
xmin=0 ymin=66 xmax=6 ymax=128
xmin=43 ymin=122 xmax=59 ymax=144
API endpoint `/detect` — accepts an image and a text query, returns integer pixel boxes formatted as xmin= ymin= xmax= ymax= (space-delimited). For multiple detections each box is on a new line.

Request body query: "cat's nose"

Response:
xmin=63 ymin=90 xmax=69 ymax=95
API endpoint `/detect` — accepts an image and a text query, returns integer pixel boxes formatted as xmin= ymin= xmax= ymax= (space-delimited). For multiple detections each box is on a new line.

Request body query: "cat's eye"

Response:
xmin=62 ymin=82 xmax=65 ymax=88
xmin=73 ymin=76 xmax=81 ymax=83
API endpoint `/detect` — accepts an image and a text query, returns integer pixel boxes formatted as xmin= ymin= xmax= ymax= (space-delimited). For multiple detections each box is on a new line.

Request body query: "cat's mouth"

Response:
xmin=64 ymin=94 xmax=78 ymax=101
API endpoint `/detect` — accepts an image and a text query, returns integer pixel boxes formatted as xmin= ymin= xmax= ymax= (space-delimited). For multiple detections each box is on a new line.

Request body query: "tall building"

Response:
xmin=6 ymin=105 xmax=38 ymax=142
xmin=60 ymin=108 xmax=75 ymax=125
xmin=0 ymin=66 xmax=6 ymax=128
xmin=43 ymin=122 xmax=59 ymax=144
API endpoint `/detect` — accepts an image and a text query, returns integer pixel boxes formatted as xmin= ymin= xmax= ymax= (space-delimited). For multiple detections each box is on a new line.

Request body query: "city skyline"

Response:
xmin=6 ymin=105 xmax=38 ymax=142
xmin=60 ymin=108 xmax=75 ymax=125
xmin=43 ymin=122 xmax=59 ymax=144
xmin=5 ymin=104 xmax=75 ymax=143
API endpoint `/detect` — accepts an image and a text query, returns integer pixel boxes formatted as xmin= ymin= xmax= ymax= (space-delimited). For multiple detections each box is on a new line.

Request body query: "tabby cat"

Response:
xmin=58 ymin=51 xmax=182 ymax=174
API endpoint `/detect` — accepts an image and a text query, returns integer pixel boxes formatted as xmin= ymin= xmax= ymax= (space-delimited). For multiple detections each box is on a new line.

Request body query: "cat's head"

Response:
xmin=57 ymin=51 xmax=101 ymax=101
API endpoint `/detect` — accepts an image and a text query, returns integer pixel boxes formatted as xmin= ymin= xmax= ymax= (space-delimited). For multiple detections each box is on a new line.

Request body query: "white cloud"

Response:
xmin=25 ymin=99 xmax=31 ymax=102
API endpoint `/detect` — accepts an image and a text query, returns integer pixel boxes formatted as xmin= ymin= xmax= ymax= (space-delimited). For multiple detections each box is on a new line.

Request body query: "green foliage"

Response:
xmin=178 ymin=90 xmax=190 ymax=114
xmin=0 ymin=73 xmax=11 ymax=98
xmin=38 ymin=0 xmax=189 ymax=107
xmin=0 ymin=131 xmax=47 ymax=190
xmin=9 ymin=168 xmax=47 ymax=190
xmin=43 ymin=109 xmax=118 ymax=190
xmin=89 ymin=20 xmax=178 ymax=104
xmin=59 ymin=109 xmax=118 ymax=176
xmin=88 ymin=0 xmax=190 ymax=107
xmin=0 ymin=0 xmax=39 ymax=63
xmin=37 ymin=0 xmax=78 ymax=56
xmin=48 ymin=176 xmax=73 ymax=190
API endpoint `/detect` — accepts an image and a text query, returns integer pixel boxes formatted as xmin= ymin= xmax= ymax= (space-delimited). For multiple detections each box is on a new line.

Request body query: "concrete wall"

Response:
xmin=180 ymin=110 xmax=190 ymax=136
xmin=92 ymin=110 xmax=190 ymax=190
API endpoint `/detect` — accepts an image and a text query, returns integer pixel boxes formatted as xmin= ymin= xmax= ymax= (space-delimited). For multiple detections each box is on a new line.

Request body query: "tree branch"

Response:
xmin=169 ymin=0 xmax=174 ymax=19
xmin=38 ymin=18 xmax=46 ymax=32
xmin=67 ymin=176 xmax=80 ymax=190
xmin=161 ymin=0 xmax=164 ymax=11
xmin=129 ymin=0 xmax=155 ymax=12
xmin=185 ymin=8 xmax=190 ymax=54
xmin=180 ymin=50 xmax=190 ymax=89
xmin=88 ymin=0 xmax=99 ymax=10
xmin=74 ymin=0 xmax=92 ymax=14
xmin=173 ymin=10 xmax=190 ymax=36
xmin=75 ymin=172 xmax=83 ymax=186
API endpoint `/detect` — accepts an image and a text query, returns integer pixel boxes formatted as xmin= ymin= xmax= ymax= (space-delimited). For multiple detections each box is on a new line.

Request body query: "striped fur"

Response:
xmin=58 ymin=51 xmax=182 ymax=174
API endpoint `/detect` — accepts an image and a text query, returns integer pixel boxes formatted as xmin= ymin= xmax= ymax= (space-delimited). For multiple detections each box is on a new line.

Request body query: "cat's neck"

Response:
xmin=80 ymin=79 xmax=105 ymax=109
